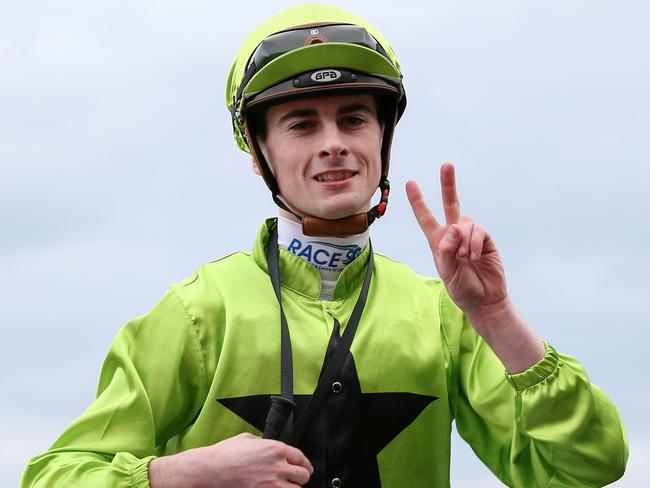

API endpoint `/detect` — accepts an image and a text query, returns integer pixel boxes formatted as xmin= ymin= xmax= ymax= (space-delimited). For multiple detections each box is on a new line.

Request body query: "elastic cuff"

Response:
xmin=129 ymin=454 xmax=157 ymax=487
xmin=505 ymin=341 xmax=559 ymax=391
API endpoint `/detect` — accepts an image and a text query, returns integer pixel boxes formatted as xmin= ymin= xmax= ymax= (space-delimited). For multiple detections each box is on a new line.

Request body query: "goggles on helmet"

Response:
xmin=248 ymin=23 xmax=387 ymax=76
xmin=232 ymin=22 xmax=402 ymax=131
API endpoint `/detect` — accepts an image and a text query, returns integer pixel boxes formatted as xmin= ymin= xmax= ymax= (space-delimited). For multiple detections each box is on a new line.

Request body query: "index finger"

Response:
xmin=441 ymin=162 xmax=461 ymax=225
xmin=406 ymin=180 xmax=443 ymax=249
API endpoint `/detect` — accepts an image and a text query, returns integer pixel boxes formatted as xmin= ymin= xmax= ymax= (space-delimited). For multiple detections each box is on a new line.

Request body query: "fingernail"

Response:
xmin=448 ymin=227 xmax=458 ymax=239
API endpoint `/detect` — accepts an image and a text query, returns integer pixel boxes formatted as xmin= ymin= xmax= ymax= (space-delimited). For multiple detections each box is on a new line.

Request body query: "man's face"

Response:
xmin=257 ymin=93 xmax=383 ymax=221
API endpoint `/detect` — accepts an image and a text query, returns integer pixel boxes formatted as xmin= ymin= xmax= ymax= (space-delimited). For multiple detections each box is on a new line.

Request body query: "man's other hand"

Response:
xmin=148 ymin=432 xmax=313 ymax=488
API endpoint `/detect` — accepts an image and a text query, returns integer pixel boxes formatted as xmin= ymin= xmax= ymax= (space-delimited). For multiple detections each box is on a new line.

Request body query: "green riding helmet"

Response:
xmin=225 ymin=3 xmax=407 ymax=235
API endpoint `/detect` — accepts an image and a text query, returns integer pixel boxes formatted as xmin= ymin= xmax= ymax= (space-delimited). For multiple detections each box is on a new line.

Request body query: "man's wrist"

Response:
xmin=463 ymin=297 xmax=517 ymax=333
xmin=149 ymin=456 xmax=171 ymax=488
xmin=465 ymin=297 xmax=546 ymax=373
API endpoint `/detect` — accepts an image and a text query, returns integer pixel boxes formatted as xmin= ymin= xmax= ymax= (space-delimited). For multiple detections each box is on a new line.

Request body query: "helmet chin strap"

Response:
xmin=271 ymin=178 xmax=390 ymax=237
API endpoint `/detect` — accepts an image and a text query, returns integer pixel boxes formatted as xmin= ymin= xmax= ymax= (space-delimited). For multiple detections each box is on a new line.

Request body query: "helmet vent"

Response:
xmin=304 ymin=34 xmax=328 ymax=46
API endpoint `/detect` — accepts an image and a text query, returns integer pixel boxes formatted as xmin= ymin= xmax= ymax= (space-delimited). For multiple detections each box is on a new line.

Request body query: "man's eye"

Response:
xmin=289 ymin=121 xmax=314 ymax=130
xmin=342 ymin=116 xmax=365 ymax=126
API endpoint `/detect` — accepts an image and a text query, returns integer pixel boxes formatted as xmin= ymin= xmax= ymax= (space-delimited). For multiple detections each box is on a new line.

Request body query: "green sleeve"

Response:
xmin=441 ymin=291 xmax=628 ymax=487
xmin=21 ymin=288 xmax=208 ymax=488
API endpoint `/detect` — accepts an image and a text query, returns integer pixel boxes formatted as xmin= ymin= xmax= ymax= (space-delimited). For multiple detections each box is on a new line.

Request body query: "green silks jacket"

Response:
xmin=22 ymin=219 xmax=628 ymax=487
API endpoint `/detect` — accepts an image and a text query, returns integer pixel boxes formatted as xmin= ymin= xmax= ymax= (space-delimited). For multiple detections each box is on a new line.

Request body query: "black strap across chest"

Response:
xmin=263 ymin=221 xmax=374 ymax=445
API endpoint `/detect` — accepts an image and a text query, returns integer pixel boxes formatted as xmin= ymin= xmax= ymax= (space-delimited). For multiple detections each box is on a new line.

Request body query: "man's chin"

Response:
xmin=282 ymin=193 xmax=372 ymax=221
xmin=309 ymin=202 xmax=371 ymax=221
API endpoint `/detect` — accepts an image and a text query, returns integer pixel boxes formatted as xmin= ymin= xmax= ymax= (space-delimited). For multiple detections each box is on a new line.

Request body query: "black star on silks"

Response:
xmin=218 ymin=352 xmax=437 ymax=487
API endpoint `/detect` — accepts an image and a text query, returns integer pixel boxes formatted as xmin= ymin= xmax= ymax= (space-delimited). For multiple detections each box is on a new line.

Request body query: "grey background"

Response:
xmin=1 ymin=0 xmax=647 ymax=485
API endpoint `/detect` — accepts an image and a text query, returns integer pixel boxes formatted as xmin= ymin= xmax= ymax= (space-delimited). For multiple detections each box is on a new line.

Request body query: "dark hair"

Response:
xmin=246 ymin=107 xmax=268 ymax=142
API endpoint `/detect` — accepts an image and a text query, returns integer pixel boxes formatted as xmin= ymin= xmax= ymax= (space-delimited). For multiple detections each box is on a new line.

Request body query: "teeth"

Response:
xmin=316 ymin=171 xmax=353 ymax=182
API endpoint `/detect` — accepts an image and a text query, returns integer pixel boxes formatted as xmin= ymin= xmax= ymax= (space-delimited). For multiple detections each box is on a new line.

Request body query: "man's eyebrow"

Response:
xmin=278 ymin=108 xmax=318 ymax=124
xmin=337 ymin=103 xmax=374 ymax=116
xmin=277 ymin=103 xmax=375 ymax=125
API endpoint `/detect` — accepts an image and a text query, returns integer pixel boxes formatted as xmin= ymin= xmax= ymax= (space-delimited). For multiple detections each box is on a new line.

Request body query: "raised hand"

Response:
xmin=406 ymin=163 xmax=508 ymax=317
xmin=406 ymin=163 xmax=545 ymax=372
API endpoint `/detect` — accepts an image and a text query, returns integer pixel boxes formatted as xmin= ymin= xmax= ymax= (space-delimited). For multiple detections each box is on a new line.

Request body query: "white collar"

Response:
xmin=276 ymin=215 xmax=369 ymax=297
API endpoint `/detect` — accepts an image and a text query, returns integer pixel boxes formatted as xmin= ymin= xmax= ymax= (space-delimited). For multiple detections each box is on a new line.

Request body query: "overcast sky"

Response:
xmin=1 ymin=0 xmax=648 ymax=486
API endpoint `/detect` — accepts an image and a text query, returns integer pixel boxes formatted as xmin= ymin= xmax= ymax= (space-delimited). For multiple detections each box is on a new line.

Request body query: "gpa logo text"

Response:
xmin=310 ymin=69 xmax=341 ymax=83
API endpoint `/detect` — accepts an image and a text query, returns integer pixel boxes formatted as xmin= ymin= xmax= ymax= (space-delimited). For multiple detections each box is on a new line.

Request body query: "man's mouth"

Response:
xmin=314 ymin=170 xmax=356 ymax=182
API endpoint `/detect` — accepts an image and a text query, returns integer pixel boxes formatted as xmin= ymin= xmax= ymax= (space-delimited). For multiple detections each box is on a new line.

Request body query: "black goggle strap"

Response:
xmin=263 ymin=223 xmax=296 ymax=442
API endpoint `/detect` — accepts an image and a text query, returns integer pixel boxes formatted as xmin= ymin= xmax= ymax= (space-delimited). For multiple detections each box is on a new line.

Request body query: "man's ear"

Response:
xmin=245 ymin=122 xmax=270 ymax=177
xmin=252 ymin=139 xmax=274 ymax=177
xmin=251 ymin=159 xmax=263 ymax=176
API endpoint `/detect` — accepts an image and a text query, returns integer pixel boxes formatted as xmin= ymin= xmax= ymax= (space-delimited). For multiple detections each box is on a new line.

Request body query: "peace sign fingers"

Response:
xmin=440 ymin=162 xmax=461 ymax=226
xmin=405 ymin=180 xmax=445 ymax=251
xmin=406 ymin=162 xmax=463 ymax=252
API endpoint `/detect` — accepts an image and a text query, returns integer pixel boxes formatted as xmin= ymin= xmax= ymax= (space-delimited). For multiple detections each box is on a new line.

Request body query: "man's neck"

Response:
xmin=276 ymin=215 xmax=369 ymax=300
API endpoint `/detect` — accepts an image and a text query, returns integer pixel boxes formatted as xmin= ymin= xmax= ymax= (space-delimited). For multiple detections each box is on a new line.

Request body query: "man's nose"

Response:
xmin=318 ymin=123 xmax=349 ymax=159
